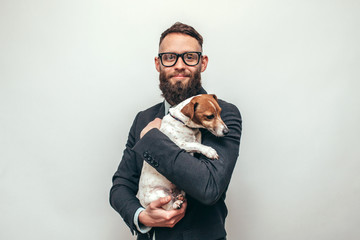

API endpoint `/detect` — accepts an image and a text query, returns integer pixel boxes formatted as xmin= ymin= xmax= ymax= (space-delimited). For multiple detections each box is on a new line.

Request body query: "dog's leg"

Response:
xmin=180 ymin=142 xmax=219 ymax=159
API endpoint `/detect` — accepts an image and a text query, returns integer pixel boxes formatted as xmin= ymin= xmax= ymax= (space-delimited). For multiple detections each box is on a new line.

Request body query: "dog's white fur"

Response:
xmin=137 ymin=95 xmax=227 ymax=210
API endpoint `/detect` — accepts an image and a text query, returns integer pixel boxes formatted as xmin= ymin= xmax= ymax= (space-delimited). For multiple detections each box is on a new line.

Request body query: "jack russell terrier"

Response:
xmin=137 ymin=94 xmax=229 ymax=210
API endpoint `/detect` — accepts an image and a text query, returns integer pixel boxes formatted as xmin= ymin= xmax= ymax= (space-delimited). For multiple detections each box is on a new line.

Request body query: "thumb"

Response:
xmin=151 ymin=196 xmax=171 ymax=208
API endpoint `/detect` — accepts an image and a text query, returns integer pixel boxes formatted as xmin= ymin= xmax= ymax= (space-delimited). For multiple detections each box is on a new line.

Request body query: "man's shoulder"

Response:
xmin=218 ymin=98 xmax=241 ymax=114
xmin=138 ymin=101 xmax=164 ymax=116
xmin=129 ymin=101 xmax=164 ymax=133
xmin=133 ymin=101 xmax=165 ymax=126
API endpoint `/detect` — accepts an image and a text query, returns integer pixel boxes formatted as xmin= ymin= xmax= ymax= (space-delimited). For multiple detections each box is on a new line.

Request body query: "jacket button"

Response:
xmin=143 ymin=151 xmax=149 ymax=158
xmin=153 ymin=161 xmax=159 ymax=167
xmin=146 ymin=156 xmax=153 ymax=162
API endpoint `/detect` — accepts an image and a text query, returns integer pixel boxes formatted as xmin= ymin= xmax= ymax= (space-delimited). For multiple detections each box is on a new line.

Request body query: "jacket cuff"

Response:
xmin=133 ymin=207 xmax=152 ymax=233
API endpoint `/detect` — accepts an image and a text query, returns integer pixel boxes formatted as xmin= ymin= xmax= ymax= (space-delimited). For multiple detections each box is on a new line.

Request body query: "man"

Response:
xmin=110 ymin=22 xmax=242 ymax=240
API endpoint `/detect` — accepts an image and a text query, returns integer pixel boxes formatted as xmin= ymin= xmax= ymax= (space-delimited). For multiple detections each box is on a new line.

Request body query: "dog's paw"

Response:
xmin=172 ymin=194 xmax=185 ymax=209
xmin=203 ymin=147 xmax=219 ymax=160
xmin=172 ymin=200 xmax=184 ymax=209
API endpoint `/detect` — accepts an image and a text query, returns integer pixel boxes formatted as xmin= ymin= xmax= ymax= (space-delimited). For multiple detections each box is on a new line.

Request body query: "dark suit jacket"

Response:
xmin=110 ymin=89 xmax=242 ymax=240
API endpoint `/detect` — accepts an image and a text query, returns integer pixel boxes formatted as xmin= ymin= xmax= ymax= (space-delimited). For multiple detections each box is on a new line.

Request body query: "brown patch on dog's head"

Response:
xmin=181 ymin=94 xmax=229 ymax=136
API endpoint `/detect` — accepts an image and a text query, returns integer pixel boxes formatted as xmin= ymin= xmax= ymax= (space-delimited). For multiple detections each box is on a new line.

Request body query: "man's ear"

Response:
xmin=200 ymin=55 xmax=209 ymax=72
xmin=155 ymin=57 xmax=160 ymax=72
xmin=181 ymin=101 xmax=198 ymax=119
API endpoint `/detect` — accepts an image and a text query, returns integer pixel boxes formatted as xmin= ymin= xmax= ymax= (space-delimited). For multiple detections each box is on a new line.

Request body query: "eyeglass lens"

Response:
xmin=161 ymin=52 xmax=200 ymax=66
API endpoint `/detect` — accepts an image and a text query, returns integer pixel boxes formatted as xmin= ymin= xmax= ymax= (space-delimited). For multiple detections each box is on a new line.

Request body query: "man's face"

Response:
xmin=155 ymin=33 xmax=208 ymax=105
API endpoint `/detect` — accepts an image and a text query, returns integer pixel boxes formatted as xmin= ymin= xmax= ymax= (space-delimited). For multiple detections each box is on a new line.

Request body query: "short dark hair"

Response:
xmin=159 ymin=22 xmax=203 ymax=49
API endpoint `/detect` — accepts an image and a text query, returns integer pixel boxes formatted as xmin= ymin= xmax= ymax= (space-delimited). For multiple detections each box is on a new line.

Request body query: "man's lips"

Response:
xmin=171 ymin=74 xmax=189 ymax=80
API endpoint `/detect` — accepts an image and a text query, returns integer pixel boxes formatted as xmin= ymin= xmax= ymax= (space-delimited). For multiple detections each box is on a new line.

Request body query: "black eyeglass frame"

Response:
xmin=158 ymin=51 xmax=202 ymax=67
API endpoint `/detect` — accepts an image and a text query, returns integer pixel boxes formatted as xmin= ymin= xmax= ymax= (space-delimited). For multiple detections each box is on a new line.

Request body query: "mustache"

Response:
xmin=169 ymin=71 xmax=191 ymax=78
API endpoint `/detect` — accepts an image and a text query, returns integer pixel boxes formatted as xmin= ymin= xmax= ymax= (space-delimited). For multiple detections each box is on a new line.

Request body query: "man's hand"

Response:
xmin=140 ymin=118 xmax=162 ymax=138
xmin=139 ymin=196 xmax=187 ymax=228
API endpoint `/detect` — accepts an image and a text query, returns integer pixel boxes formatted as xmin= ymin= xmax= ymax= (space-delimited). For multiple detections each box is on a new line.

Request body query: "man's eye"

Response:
xmin=185 ymin=53 xmax=195 ymax=60
xmin=164 ymin=54 xmax=176 ymax=61
xmin=206 ymin=114 xmax=215 ymax=120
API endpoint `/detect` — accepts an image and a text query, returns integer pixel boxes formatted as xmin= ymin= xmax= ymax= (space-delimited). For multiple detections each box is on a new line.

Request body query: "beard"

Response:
xmin=159 ymin=69 xmax=202 ymax=106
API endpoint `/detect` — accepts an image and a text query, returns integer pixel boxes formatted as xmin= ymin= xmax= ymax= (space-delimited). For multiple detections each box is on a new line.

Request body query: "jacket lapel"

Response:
xmin=155 ymin=101 xmax=166 ymax=119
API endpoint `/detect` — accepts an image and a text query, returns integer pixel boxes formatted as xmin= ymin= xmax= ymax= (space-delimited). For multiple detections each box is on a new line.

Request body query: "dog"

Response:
xmin=137 ymin=94 xmax=229 ymax=210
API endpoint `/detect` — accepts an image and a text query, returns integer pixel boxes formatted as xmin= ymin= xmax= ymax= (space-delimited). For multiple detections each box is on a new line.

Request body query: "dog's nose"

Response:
xmin=222 ymin=127 xmax=229 ymax=135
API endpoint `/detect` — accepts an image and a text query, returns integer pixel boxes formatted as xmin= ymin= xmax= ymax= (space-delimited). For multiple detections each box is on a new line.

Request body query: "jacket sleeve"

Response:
xmin=132 ymin=102 xmax=242 ymax=205
xmin=109 ymin=113 xmax=143 ymax=235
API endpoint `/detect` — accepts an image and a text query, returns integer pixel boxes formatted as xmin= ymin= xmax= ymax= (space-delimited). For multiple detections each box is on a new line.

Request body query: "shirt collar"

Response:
xmin=164 ymin=100 xmax=172 ymax=115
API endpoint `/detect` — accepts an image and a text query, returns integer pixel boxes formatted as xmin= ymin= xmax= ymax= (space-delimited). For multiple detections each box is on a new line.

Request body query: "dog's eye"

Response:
xmin=206 ymin=114 xmax=215 ymax=120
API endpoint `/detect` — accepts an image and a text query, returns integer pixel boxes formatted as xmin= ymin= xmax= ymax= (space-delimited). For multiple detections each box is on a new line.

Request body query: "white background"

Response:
xmin=1 ymin=0 xmax=359 ymax=239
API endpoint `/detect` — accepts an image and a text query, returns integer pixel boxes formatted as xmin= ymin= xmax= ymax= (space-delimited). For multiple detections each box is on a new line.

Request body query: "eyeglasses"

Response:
xmin=158 ymin=52 xmax=202 ymax=67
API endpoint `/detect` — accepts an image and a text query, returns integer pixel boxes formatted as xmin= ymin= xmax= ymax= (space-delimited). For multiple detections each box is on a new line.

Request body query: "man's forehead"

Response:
xmin=159 ymin=33 xmax=202 ymax=53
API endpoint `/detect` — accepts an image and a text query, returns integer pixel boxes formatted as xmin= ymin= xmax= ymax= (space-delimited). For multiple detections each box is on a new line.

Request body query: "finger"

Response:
xmin=153 ymin=118 xmax=162 ymax=128
xmin=181 ymin=200 xmax=187 ymax=209
xmin=168 ymin=211 xmax=186 ymax=227
xmin=150 ymin=196 xmax=171 ymax=208
xmin=141 ymin=119 xmax=160 ymax=138
xmin=150 ymin=118 xmax=160 ymax=124
xmin=176 ymin=201 xmax=187 ymax=214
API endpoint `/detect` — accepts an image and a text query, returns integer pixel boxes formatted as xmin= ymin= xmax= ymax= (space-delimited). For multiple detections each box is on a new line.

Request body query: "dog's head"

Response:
xmin=181 ymin=94 xmax=229 ymax=137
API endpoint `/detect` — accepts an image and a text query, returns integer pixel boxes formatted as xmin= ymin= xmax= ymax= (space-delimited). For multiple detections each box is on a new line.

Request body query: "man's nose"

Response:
xmin=174 ymin=57 xmax=186 ymax=69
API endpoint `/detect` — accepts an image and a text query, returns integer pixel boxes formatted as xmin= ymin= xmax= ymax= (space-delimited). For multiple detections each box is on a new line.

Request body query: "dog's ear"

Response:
xmin=194 ymin=102 xmax=199 ymax=112
xmin=211 ymin=94 xmax=218 ymax=102
xmin=181 ymin=101 xmax=197 ymax=119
